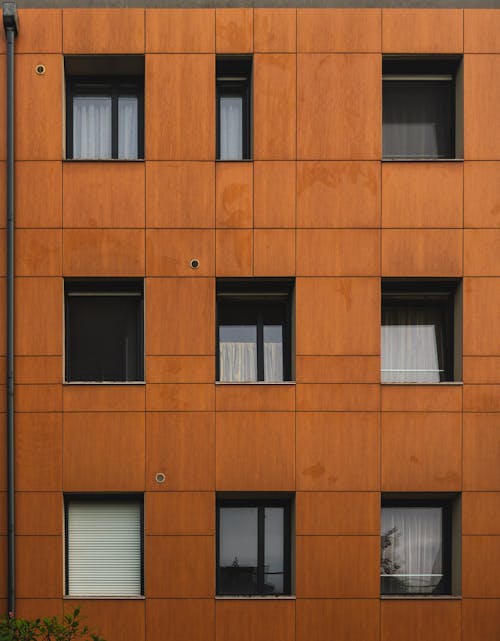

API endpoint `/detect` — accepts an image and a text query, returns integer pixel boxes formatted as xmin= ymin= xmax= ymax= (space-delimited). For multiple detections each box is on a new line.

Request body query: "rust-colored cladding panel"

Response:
xmin=16 ymin=536 xmax=63 ymax=598
xmin=253 ymin=229 xmax=295 ymax=276
xmin=382 ymin=9 xmax=463 ymax=53
xmin=62 ymin=9 xmax=145 ymax=53
xmin=381 ymin=384 xmax=462 ymax=412
xmin=145 ymin=492 xmax=214 ymax=535
xmin=215 ymin=384 xmax=295 ymax=412
xmin=146 ymin=383 xmax=215 ymax=412
xmin=254 ymin=54 xmax=296 ymax=160
xmin=216 ymin=600 xmax=295 ymax=641
xmin=296 ymin=412 xmax=380 ymax=490
xmin=296 ymin=383 xmax=380 ymax=411
xmin=381 ymin=600 xmax=461 ymax=641
xmin=297 ymin=8 xmax=381 ymax=52
xmin=216 ymin=412 xmax=295 ymax=491
xmin=464 ymin=161 xmax=500 ymax=228
xmin=146 ymin=54 xmax=215 ymax=160
xmin=216 ymin=162 xmax=253 ymax=228
xmin=463 ymin=356 xmax=500 ymax=384
xmin=464 ymin=230 xmax=500 ymax=275
xmin=464 ymin=277 xmax=500 ymax=355
xmin=296 ymin=535 xmax=379 ymax=597
xmin=16 ymin=162 xmax=62 ymax=229
xmin=145 ymin=535 xmax=214 ymax=597
xmin=16 ymin=600 xmax=63 ymax=619
xmin=215 ymin=229 xmax=253 ymax=276
xmin=15 ymin=54 xmax=62 ymax=160
xmin=463 ymin=413 xmax=500 ymax=490
xmin=216 ymin=8 xmax=253 ymax=53
xmin=462 ymin=599 xmax=500 ymax=641
xmin=465 ymin=55 xmax=500 ymax=159
xmin=463 ymin=536 xmax=500 ymax=597
xmin=15 ymin=229 xmax=62 ymax=277
xmin=16 ymin=492 xmax=62 ymax=536
xmin=465 ymin=9 xmax=500 ymax=53
xmin=296 ymin=492 xmax=380 ymax=535
xmin=63 ymin=162 xmax=145 ymax=228
xmin=296 ymin=355 xmax=380 ymax=383
xmin=63 ymin=385 xmax=145 ymax=412
xmin=382 ymin=162 xmax=463 ymax=228
xmin=254 ymin=161 xmax=296 ymax=228
xmin=146 ymin=356 xmax=214 ymax=384
xmin=463 ymin=385 xmax=500 ymax=412
xmin=381 ymin=412 xmax=462 ymax=491
xmin=296 ymin=599 xmax=380 ymax=641
xmin=15 ymin=413 xmax=62 ymax=491
xmin=63 ymin=600 xmax=145 ymax=641
xmin=254 ymin=9 xmax=296 ymax=53
xmin=147 ymin=599 xmax=215 ymax=641
xmin=17 ymin=9 xmax=62 ymax=53
xmin=146 ymin=229 xmax=215 ymax=277
xmin=297 ymin=54 xmax=381 ymax=160
xmin=146 ymin=9 xmax=215 ymax=53
xmin=463 ymin=492 xmax=500 ymax=535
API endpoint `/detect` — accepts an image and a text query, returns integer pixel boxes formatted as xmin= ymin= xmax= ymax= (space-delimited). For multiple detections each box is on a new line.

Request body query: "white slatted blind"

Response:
xmin=67 ymin=500 xmax=142 ymax=596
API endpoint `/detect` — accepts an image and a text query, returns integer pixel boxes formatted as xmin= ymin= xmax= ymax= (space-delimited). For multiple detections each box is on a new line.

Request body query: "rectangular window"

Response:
xmin=65 ymin=56 xmax=144 ymax=160
xmin=217 ymin=279 xmax=294 ymax=383
xmin=381 ymin=498 xmax=452 ymax=596
xmin=65 ymin=496 xmax=143 ymax=597
xmin=383 ymin=57 xmax=461 ymax=160
xmin=65 ymin=279 xmax=144 ymax=383
xmin=381 ymin=280 xmax=460 ymax=383
xmin=216 ymin=57 xmax=252 ymax=160
xmin=217 ymin=498 xmax=292 ymax=596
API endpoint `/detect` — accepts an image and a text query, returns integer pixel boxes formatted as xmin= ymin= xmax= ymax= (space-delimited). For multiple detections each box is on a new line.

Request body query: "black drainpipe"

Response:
xmin=3 ymin=0 xmax=18 ymax=618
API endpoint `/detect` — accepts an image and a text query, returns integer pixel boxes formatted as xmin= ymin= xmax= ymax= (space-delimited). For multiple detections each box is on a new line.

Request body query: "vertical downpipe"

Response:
xmin=3 ymin=1 xmax=18 ymax=618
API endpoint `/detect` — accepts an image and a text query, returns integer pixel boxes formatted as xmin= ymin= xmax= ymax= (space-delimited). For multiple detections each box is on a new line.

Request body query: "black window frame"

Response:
xmin=382 ymin=56 xmax=461 ymax=161
xmin=381 ymin=279 xmax=458 ymax=383
xmin=216 ymin=56 xmax=252 ymax=160
xmin=216 ymin=498 xmax=292 ymax=596
xmin=64 ymin=278 xmax=144 ymax=383
xmin=66 ymin=74 xmax=144 ymax=160
xmin=216 ymin=279 xmax=294 ymax=382
xmin=381 ymin=497 xmax=452 ymax=596
xmin=64 ymin=493 xmax=145 ymax=597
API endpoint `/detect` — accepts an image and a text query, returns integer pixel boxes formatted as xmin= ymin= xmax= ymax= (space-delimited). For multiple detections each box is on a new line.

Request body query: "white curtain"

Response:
xmin=220 ymin=342 xmax=257 ymax=382
xmin=381 ymin=309 xmax=441 ymax=383
xmin=118 ymin=96 xmax=138 ymax=159
xmin=73 ymin=96 xmax=112 ymax=159
xmin=264 ymin=342 xmax=283 ymax=382
xmin=220 ymin=96 xmax=243 ymax=160
xmin=381 ymin=507 xmax=443 ymax=594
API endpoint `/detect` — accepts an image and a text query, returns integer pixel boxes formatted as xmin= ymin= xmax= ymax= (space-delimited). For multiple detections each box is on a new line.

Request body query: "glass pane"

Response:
xmin=381 ymin=507 xmax=443 ymax=595
xmin=264 ymin=325 xmax=284 ymax=382
xmin=220 ymin=95 xmax=243 ymax=160
xmin=219 ymin=507 xmax=258 ymax=595
xmin=381 ymin=307 xmax=444 ymax=383
xmin=118 ymin=96 xmax=138 ymax=159
xmin=219 ymin=325 xmax=257 ymax=382
xmin=264 ymin=507 xmax=285 ymax=594
xmin=383 ymin=81 xmax=452 ymax=159
xmin=73 ymin=96 xmax=112 ymax=159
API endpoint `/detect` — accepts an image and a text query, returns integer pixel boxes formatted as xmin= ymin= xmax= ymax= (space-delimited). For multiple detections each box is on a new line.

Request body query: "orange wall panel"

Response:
xmin=216 ymin=600 xmax=295 ymax=641
xmin=146 ymin=599 xmax=215 ymax=641
xmin=465 ymin=9 xmax=500 ymax=53
xmin=296 ymin=383 xmax=380 ymax=411
xmin=145 ymin=492 xmax=214 ymax=535
xmin=297 ymin=161 xmax=380 ymax=228
xmin=463 ymin=412 xmax=500 ymax=490
xmin=216 ymin=411 xmax=295 ymax=491
xmin=146 ymin=356 xmax=214 ymax=384
xmin=16 ymin=413 xmax=62 ymax=491
xmin=146 ymin=54 xmax=214 ymax=160
xmin=145 ymin=535 xmax=214 ymax=597
xmin=297 ymin=8 xmax=381 ymax=52
xmin=462 ymin=599 xmax=500 ymax=641
xmin=15 ymin=229 xmax=62 ymax=276
xmin=146 ymin=383 xmax=215 ymax=412
xmin=146 ymin=229 xmax=215 ymax=277
xmin=215 ymin=384 xmax=294 ymax=412
xmin=297 ymin=54 xmax=381 ymax=160
xmin=463 ymin=356 xmax=500 ymax=384
xmin=464 ymin=277 xmax=500 ymax=355
xmin=216 ymin=162 xmax=253 ymax=228
xmin=16 ymin=162 xmax=62 ymax=228
xmin=253 ymin=229 xmax=295 ymax=276
xmin=146 ymin=412 xmax=215 ymax=491
xmin=296 ymin=491 xmax=380 ymax=535
xmin=382 ymin=9 xmax=463 ymax=53
xmin=382 ymin=162 xmax=463 ymax=228
xmin=296 ymin=535 xmax=379 ymax=597
xmin=63 ymin=412 xmax=145 ymax=491
xmin=296 ymin=277 xmax=380 ymax=355
xmin=381 ymin=412 xmax=462 ymax=491
xmin=381 ymin=384 xmax=462 ymax=412
xmin=464 ymin=230 xmax=500 ymax=275
xmin=381 ymin=600 xmax=461 ymax=641
xmin=254 ymin=54 xmax=296 ymax=160
xmin=254 ymin=9 xmax=296 ymax=53
xmin=381 ymin=229 xmax=463 ymax=276
xmin=63 ymin=9 xmax=144 ymax=53
xmin=146 ymin=9 xmax=215 ymax=53
xmin=63 ymin=600 xmax=145 ymax=641
xmin=254 ymin=161 xmax=295 ymax=228
xmin=62 ymin=385 xmax=145 ymax=412
xmin=17 ymin=536 xmax=62 ymax=598
xmin=215 ymin=230 xmax=253 ymax=276
xmin=63 ymin=162 xmax=145 ymax=228
xmin=16 ymin=492 xmax=62 ymax=536
xmin=463 ymin=536 xmax=500 ymax=597
xmin=463 ymin=492 xmax=500 ymax=535
xmin=216 ymin=8 xmax=253 ymax=53
xmin=464 ymin=161 xmax=500 ymax=228
xmin=296 ymin=412 xmax=380 ymax=490
xmin=15 ymin=384 xmax=61 ymax=413
xmin=17 ymin=9 xmax=62 ymax=53
xmin=465 ymin=55 xmax=500 ymax=160
xmin=296 ymin=599 xmax=380 ymax=641
xmin=16 ymin=600 xmax=62 ymax=619
xmin=296 ymin=355 xmax=380 ymax=383
xmin=146 ymin=162 xmax=215 ymax=228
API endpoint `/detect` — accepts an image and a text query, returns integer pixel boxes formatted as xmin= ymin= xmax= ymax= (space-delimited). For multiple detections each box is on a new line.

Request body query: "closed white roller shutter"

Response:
xmin=67 ymin=500 xmax=142 ymax=597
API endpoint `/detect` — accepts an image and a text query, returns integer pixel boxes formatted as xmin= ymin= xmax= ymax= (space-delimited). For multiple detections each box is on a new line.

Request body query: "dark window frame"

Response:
xmin=216 ymin=57 xmax=252 ymax=160
xmin=66 ymin=74 xmax=144 ymax=160
xmin=216 ymin=279 xmax=294 ymax=382
xmin=216 ymin=498 xmax=292 ymax=596
xmin=382 ymin=57 xmax=460 ymax=161
xmin=64 ymin=279 xmax=144 ymax=383
xmin=64 ymin=493 xmax=144 ymax=597
xmin=381 ymin=497 xmax=452 ymax=596
xmin=381 ymin=280 xmax=458 ymax=383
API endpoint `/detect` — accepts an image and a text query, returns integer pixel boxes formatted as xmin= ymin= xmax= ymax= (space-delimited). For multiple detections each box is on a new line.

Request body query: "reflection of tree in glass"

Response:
xmin=381 ymin=526 xmax=400 ymax=575
xmin=232 ymin=556 xmax=239 ymax=567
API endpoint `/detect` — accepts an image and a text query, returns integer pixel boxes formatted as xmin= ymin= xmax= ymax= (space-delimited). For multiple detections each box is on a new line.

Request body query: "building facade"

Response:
xmin=1 ymin=3 xmax=500 ymax=641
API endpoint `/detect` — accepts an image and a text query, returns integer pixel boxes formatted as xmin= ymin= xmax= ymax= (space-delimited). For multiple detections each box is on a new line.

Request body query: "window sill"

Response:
xmin=216 ymin=158 xmax=253 ymax=163
xmin=64 ymin=381 xmax=146 ymax=385
xmin=215 ymin=595 xmax=295 ymax=600
xmin=381 ymin=595 xmax=461 ymax=600
xmin=64 ymin=595 xmax=145 ymax=600
xmin=63 ymin=158 xmax=145 ymax=163
xmin=381 ymin=382 xmax=463 ymax=386
xmin=382 ymin=157 xmax=463 ymax=163
xmin=216 ymin=381 xmax=295 ymax=385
